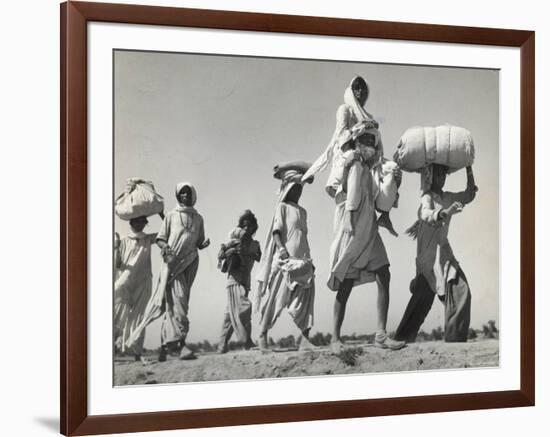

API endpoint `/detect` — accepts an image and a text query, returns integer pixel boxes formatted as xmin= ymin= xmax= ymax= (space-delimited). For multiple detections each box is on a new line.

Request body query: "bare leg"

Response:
xmin=332 ymin=279 xmax=354 ymax=344
xmin=374 ymin=265 xmax=405 ymax=350
xmin=375 ymin=265 xmax=390 ymax=333
xmin=158 ymin=345 xmax=168 ymax=362
xmin=300 ymin=327 xmax=311 ymax=339
xmin=259 ymin=330 xmax=269 ymax=352
xmin=298 ymin=327 xmax=315 ymax=351
xmin=135 ymin=354 xmax=150 ymax=365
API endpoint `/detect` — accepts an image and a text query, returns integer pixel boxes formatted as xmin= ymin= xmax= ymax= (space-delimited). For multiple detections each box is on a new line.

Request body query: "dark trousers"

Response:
xmin=395 ymin=268 xmax=471 ymax=343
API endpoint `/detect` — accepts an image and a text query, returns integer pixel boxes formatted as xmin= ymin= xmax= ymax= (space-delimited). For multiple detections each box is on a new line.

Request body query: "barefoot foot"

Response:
xmin=330 ymin=340 xmax=345 ymax=355
xmin=377 ymin=213 xmax=398 ymax=237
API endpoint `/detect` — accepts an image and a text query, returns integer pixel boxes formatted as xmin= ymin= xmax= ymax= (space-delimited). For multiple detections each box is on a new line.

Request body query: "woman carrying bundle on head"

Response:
xmin=216 ymin=210 xmax=262 ymax=353
xmin=114 ymin=217 xmax=158 ymax=364
xmin=114 ymin=178 xmax=165 ymax=364
xmin=255 ymin=162 xmax=316 ymax=352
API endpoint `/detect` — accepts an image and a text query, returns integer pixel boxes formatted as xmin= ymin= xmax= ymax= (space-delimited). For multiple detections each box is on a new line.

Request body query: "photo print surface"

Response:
xmin=113 ymin=49 xmax=499 ymax=386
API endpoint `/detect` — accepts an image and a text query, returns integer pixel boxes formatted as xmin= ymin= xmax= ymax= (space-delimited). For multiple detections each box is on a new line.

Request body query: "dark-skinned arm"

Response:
xmin=273 ymin=230 xmax=289 ymax=259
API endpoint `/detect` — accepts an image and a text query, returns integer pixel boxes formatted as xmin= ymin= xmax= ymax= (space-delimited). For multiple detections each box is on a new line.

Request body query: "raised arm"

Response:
xmin=420 ymin=192 xmax=464 ymax=224
xmin=462 ymin=166 xmax=478 ymax=205
xmin=419 ymin=193 xmax=442 ymax=224
xmin=301 ymin=105 xmax=352 ymax=182
xmin=447 ymin=166 xmax=478 ymax=206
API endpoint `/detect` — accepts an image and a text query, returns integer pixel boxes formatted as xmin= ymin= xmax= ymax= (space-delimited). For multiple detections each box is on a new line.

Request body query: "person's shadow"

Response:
xmin=34 ymin=417 xmax=58 ymax=433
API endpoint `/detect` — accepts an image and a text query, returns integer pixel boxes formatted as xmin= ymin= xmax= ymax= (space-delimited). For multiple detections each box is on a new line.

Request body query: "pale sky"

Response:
xmin=114 ymin=50 xmax=499 ymax=348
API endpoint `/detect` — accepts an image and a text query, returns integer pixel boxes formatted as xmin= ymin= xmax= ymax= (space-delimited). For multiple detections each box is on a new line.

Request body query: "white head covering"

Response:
xmin=302 ymin=76 xmax=382 ymax=182
xmin=175 ymin=182 xmax=197 ymax=209
xmin=343 ymin=76 xmax=371 ymax=122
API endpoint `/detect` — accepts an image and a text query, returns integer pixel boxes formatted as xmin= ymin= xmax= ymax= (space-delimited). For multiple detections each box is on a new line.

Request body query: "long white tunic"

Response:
xmin=114 ymin=231 xmax=156 ymax=354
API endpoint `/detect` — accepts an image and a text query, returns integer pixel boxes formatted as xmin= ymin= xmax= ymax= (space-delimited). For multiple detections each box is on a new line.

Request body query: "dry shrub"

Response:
xmin=337 ymin=347 xmax=363 ymax=366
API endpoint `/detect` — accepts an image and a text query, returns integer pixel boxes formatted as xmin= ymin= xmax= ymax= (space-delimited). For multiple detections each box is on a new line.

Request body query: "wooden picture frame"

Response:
xmin=60 ymin=1 xmax=535 ymax=435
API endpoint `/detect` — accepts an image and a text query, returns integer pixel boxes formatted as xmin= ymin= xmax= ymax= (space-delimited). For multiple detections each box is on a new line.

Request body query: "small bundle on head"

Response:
xmin=273 ymin=161 xmax=313 ymax=183
xmin=273 ymin=160 xmax=314 ymax=202
xmin=115 ymin=177 xmax=164 ymax=221
xmin=274 ymin=160 xmax=313 ymax=190
xmin=393 ymin=124 xmax=475 ymax=173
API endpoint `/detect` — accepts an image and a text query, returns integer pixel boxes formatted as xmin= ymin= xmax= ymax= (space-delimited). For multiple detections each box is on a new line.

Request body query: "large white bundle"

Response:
xmin=393 ymin=125 xmax=475 ymax=173
xmin=376 ymin=160 xmax=399 ymax=212
xmin=115 ymin=178 xmax=164 ymax=221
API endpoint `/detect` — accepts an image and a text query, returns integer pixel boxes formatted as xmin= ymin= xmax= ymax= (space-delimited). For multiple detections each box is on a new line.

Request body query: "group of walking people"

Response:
xmin=114 ymin=75 xmax=478 ymax=363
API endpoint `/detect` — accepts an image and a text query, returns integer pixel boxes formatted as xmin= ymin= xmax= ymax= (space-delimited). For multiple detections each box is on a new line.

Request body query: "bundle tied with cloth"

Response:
xmin=393 ymin=124 xmax=475 ymax=174
xmin=395 ymin=125 xmax=476 ymax=239
xmin=253 ymin=161 xmax=315 ymax=316
xmin=115 ymin=177 xmax=165 ymax=220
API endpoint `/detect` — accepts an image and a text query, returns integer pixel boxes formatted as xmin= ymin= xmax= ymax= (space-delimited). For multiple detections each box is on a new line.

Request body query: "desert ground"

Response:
xmin=114 ymin=339 xmax=499 ymax=386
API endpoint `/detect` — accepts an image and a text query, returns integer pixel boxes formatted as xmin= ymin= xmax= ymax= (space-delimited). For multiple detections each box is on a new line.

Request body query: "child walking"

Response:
xmin=217 ymin=210 xmax=262 ymax=353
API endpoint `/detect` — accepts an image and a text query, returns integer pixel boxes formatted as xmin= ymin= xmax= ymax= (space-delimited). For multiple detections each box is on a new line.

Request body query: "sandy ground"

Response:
xmin=114 ymin=339 xmax=499 ymax=386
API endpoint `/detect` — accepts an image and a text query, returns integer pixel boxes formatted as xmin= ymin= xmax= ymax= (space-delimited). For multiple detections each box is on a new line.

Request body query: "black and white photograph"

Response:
xmin=112 ymin=50 xmax=499 ymax=386
xmin=3 ymin=0 xmax=546 ymax=435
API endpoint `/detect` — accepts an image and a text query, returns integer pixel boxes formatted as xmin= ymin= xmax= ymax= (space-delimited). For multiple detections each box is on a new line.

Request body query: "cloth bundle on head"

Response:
xmin=393 ymin=125 xmax=475 ymax=173
xmin=273 ymin=161 xmax=313 ymax=200
xmin=301 ymin=75 xmax=383 ymax=183
xmin=115 ymin=178 xmax=164 ymax=221
xmin=254 ymin=161 xmax=312 ymax=310
xmin=273 ymin=161 xmax=312 ymax=181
